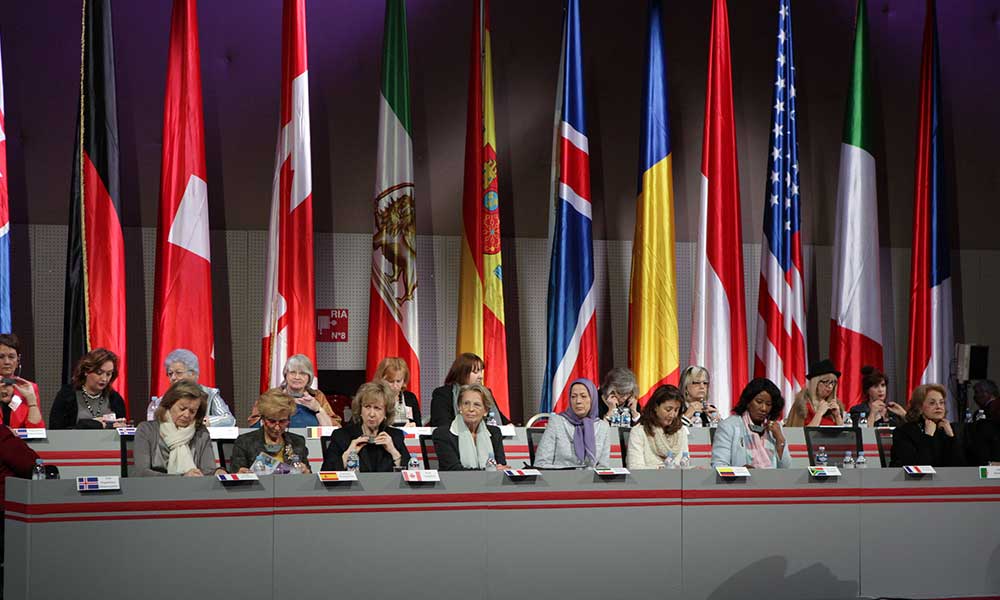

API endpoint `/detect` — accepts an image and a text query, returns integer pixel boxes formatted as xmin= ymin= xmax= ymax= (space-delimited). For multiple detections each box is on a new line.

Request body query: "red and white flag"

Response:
xmin=261 ymin=0 xmax=316 ymax=391
xmin=690 ymin=0 xmax=748 ymax=416
xmin=151 ymin=0 xmax=214 ymax=397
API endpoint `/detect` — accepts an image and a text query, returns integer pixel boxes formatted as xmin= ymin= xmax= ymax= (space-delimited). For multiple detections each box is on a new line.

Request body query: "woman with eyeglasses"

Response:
xmin=890 ymin=384 xmax=965 ymax=467
xmin=49 ymin=348 xmax=128 ymax=430
xmin=322 ymin=381 xmax=410 ymax=472
xmin=679 ymin=365 xmax=718 ymax=427
xmin=0 ymin=334 xmax=44 ymax=429
xmin=247 ymin=354 xmax=339 ymax=428
xmin=230 ymin=389 xmax=310 ymax=473
xmin=785 ymin=359 xmax=846 ymax=427
xmin=598 ymin=368 xmax=640 ymax=426
xmin=146 ymin=348 xmax=235 ymax=427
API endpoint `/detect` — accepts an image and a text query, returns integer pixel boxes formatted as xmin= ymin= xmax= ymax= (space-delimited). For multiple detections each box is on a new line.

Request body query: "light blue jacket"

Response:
xmin=711 ymin=414 xmax=791 ymax=468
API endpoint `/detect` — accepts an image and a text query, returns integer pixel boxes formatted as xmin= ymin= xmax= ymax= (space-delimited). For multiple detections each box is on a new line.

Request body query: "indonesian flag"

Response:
xmin=261 ymin=0 xmax=316 ymax=391
xmin=62 ymin=0 xmax=128 ymax=407
xmin=691 ymin=0 xmax=747 ymax=416
xmin=151 ymin=0 xmax=215 ymax=397
xmin=906 ymin=0 xmax=953 ymax=414
xmin=830 ymin=0 xmax=883 ymax=409
xmin=365 ymin=0 xmax=420 ymax=399
xmin=456 ymin=0 xmax=510 ymax=415
xmin=0 ymin=35 xmax=9 ymax=333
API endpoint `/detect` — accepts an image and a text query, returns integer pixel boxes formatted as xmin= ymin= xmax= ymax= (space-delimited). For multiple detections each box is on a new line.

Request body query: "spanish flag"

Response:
xmin=628 ymin=0 xmax=679 ymax=403
xmin=456 ymin=0 xmax=509 ymax=415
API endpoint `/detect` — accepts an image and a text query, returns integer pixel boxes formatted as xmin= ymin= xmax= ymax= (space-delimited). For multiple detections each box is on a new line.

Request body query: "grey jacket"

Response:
xmin=133 ymin=420 xmax=217 ymax=476
xmin=534 ymin=414 xmax=612 ymax=468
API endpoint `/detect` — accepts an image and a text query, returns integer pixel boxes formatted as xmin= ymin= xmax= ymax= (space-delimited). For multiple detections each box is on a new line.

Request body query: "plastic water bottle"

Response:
xmin=976 ymin=410 xmax=987 ymax=422
xmin=394 ymin=395 xmax=408 ymax=426
xmin=610 ymin=409 xmax=621 ymax=427
xmin=346 ymin=451 xmax=360 ymax=473
xmin=855 ymin=452 xmax=867 ymax=469
xmin=618 ymin=407 xmax=630 ymax=427
xmin=679 ymin=451 xmax=691 ymax=470
xmin=842 ymin=450 xmax=855 ymax=469
xmin=32 ymin=458 xmax=45 ymax=481
xmin=858 ymin=412 xmax=868 ymax=428
xmin=664 ymin=451 xmax=676 ymax=469
xmin=486 ymin=410 xmax=499 ymax=427
xmin=486 ymin=452 xmax=497 ymax=469
xmin=692 ymin=412 xmax=703 ymax=428
xmin=843 ymin=412 xmax=853 ymax=427
xmin=709 ymin=413 xmax=718 ymax=428
xmin=816 ymin=446 xmax=828 ymax=467
xmin=407 ymin=456 xmax=422 ymax=470
xmin=964 ymin=408 xmax=974 ymax=424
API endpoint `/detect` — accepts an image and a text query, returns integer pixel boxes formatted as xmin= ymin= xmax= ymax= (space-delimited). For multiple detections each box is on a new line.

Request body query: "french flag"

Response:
xmin=541 ymin=0 xmax=599 ymax=414
xmin=906 ymin=0 xmax=953 ymax=416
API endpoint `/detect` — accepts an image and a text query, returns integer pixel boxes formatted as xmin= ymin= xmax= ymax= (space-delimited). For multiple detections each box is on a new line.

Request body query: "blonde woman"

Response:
xmin=785 ymin=360 xmax=845 ymax=427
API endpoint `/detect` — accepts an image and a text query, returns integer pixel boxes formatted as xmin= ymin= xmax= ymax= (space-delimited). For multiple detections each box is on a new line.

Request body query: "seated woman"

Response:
xmin=679 ymin=365 xmax=719 ymax=427
xmin=627 ymin=384 xmax=689 ymax=469
xmin=534 ymin=378 xmax=611 ymax=468
xmin=966 ymin=395 xmax=1000 ymax=466
xmin=133 ymin=380 xmax=221 ymax=477
xmin=146 ymin=348 xmax=236 ymax=427
xmin=248 ymin=354 xmax=340 ymax=428
xmin=890 ymin=384 xmax=965 ymax=467
xmin=429 ymin=353 xmax=509 ymax=427
xmin=230 ymin=389 xmax=310 ymax=473
xmin=322 ymin=381 xmax=410 ymax=472
xmin=598 ymin=367 xmax=641 ymax=426
xmin=49 ymin=348 xmax=128 ymax=430
xmin=849 ymin=366 xmax=906 ymax=427
xmin=0 ymin=334 xmax=44 ymax=428
xmin=432 ymin=384 xmax=508 ymax=470
xmin=785 ymin=359 xmax=845 ymax=427
xmin=712 ymin=378 xmax=791 ymax=468
xmin=374 ymin=356 xmax=421 ymax=427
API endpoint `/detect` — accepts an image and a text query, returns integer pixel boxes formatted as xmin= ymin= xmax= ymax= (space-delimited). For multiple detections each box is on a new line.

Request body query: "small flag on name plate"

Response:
xmin=319 ymin=472 xmax=341 ymax=482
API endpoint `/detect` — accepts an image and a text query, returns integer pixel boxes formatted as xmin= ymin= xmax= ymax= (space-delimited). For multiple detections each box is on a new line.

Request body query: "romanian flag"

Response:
xmin=628 ymin=0 xmax=679 ymax=403
xmin=456 ymin=0 xmax=510 ymax=415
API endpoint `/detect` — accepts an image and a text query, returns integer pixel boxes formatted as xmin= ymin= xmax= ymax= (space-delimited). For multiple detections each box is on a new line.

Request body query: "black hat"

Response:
xmin=806 ymin=359 xmax=841 ymax=380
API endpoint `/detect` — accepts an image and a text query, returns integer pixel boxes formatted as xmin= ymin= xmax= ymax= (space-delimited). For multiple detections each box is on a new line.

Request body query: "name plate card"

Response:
xmin=77 ymin=476 xmax=120 ymax=492
xmin=318 ymin=471 xmax=358 ymax=483
xmin=504 ymin=469 xmax=541 ymax=479
xmin=499 ymin=424 xmax=516 ymax=437
xmin=208 ymin=427 xmax=239 ymax=440
xmin=716 ymin=466 xmax=752 ymax=478
xmin=594 ymin=467 xmax=630 ymax=477
xmin=115 ymin=427 xmax=137 ymax=436
xmin=217 ymin=473 xmax=259 ymax=483
xmin=979 ymin=466 xmax=1000 ymax=479
xmin=402 ymin=469 xmax=440 ymax=482
xmin=14 ymin=428 xmax=46 ymax=440
xmin=903 ymin=465 xmax=936 ymax=476
xmin=306 ymin=426 xmax=338 ymax=439
xmin=401 ymin=427 xmax=434 ymax=438
xmin=808 ymin=466 xmax=842 ymax=478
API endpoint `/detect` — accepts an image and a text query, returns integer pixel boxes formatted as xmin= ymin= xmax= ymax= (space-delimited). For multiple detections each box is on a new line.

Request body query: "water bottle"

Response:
xmin=692 ymin=412 xmax=703 ymax=428
xmin=610 ymin=409 xmax=621 ymax=427
xmin=855 ymin=451 xmax=867 ymax=469
xmin=346 ymin=451 xmax=360 ymax=473
xmin=843 ymin=412 xmax=853 ymax=427
xmin=816 ymin=446 xmax=828 ymax=467
xmin=964 ymin=408 xmax=973 ymax=424
xmin=618 ymin=407 xmax=630 ymax=427
xmin=407 ymin=456 xmax=422 ymax=471
xmin=486 ymin=410 xmax=499 ymax=427
xmin=842 ymin=450 xmax=855 ymax=469
xmin=679 ymin=451 xmax=691 ymax=470
xmin=32 ymin=458 xmax=46 ymax=481
xmin=486 ymin=452 xmax=497 ymax=469
xmin=394 ymin=395 xmax=408 ymax=426
xmin=664 ymin=451 xmax=676 ymax=469
xmin=858 ymin=412 xmax=868 ymax=428
xmin=976 ymin=410 xmax=987 ymax=422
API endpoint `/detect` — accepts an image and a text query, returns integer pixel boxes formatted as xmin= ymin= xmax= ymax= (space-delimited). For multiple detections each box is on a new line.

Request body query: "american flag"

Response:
xmin=753 ymin=0 xmax=807 ymax=407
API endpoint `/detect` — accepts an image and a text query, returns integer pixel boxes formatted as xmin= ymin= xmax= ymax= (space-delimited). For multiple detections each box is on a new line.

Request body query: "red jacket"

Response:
xmin=0 ymin=426 xmax=40 ymax=503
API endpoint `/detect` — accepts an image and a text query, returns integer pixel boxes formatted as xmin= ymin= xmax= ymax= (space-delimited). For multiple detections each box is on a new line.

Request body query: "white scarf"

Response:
xmin=642 ymin=425 xmax=688 ymax=467
xmin=450 ymin=414 xmax=493 ymax=469
xmin=159 ymin=420 xmax=197 ymax=474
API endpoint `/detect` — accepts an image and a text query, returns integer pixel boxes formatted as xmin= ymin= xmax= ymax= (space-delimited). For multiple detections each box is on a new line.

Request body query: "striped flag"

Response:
xmin=62 ymin=0 xmax=128 ymax=406
xmin=456 ymin=0 xmax=510 ymax=415
xmin=261 ymin=0 xmax=316 ymax=391
xmin=541 ymin=0 xmax=599 ymax=414
xmin=0 ymin=35 xmax=9 ymax=333
xmin=830 ymin=0 xmax=883 ymax=409
xmin=906 ymin=0 xmax=953 ymax=414
xmin=691 ymin=0 xmax=747 ymax=415
xmin=753 ymin=0 xmax=807 ymax=408
xmin=151 ymin=0 xmax=215 ymax=398
xmin=628 ymin=0 xmax=679 ymax=403
xmin=366 ymin=0 xmax=420 ymax=400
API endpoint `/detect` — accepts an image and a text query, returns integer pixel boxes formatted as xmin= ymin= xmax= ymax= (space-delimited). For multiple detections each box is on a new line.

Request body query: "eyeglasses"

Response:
xmin=166 ymin=369 xmax=191 ymax=379
xmin=818 ymin=379 xmax=837 ymax=387
xmin=263 ymin=417 xmax=291 ymax=426
xmin=689 ymin=380 xmax=709 ymax=386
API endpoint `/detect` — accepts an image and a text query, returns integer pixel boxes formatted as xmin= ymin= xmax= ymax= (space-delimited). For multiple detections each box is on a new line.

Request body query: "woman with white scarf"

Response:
xmin=133 ymin=380 xmax=220 ymax=477
xmin=432 ymin=384 xmax=508 ymax=470
xmin=627 ymin=385 xmax=690 ymax=469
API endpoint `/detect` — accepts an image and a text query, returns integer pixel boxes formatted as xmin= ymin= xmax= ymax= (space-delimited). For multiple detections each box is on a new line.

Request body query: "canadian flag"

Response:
xmin=261 ymin=0 xmax=315 ymax=391
xmin=151 ymin=0 xmax=215 ymax=397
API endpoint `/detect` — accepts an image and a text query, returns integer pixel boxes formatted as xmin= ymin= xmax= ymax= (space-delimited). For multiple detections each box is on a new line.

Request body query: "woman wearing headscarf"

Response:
xmin=133 ymin=380 xmax=221 ymax=477
xmin=534 ymin=378 xmax=611 ymax=468
xmin=432 ymin=384 xmax=508 ymax=470
xmin=627 ymin=385 xmax=689 ymax=469
xmin=712 ymin=378 xmax=792 ymax=469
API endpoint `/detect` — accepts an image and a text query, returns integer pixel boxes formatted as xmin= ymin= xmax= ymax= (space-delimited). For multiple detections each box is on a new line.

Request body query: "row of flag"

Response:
xmin=0 ymin=0 xmax=953 ymax=419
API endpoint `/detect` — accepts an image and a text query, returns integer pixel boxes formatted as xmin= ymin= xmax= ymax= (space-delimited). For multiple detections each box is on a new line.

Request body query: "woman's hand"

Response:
xmin=373 ymin=432 xmax=401 ymax=460
xmin=923 ymin=417 xmax=938 ymax=436
xmin=684 ymin=400 xmax=704 ymax=420
xmin=347 ymin=435 xmax=369 ymax=455
xmin=768 ymin=420 xmax=786 ymax=447
xmin=704 ymin=404 xmax=719 ymax=422
xmin=886 ymin=401 xmax=907 ymax=418
xmin=494 ymin=464 xmax=510 ymax=471
xmin=938 ymin=420 xmax=955 ymax=438
xmin=183 ymin=468 xmax=204 ymax=477
xmin=816 ymin=399 xmax=832 ymax=416
xmin=295 ymin=393 xmax=322 ymax=413
xmin=237 ymin=467 xmax=251 ymax=474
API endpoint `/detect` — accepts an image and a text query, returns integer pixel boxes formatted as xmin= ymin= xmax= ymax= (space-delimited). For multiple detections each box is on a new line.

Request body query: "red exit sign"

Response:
xmin=317 ymin=309 xmax=348 ymax=342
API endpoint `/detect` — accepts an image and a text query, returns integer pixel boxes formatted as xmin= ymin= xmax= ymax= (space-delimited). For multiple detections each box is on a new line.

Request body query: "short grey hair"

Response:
xmin=679 ymin=365 xmax=710 ymax=403
xmin=164 ymin=348 xmax=200 ymax=376
xmin=283 ymin=354 xmax=315 ymax=387
xmin=601 ymin=368 xmax=638 ymax=399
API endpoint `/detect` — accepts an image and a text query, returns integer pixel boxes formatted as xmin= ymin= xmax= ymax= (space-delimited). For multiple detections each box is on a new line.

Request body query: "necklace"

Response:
xmin=81 ymin=389 xmax=105 ymax=418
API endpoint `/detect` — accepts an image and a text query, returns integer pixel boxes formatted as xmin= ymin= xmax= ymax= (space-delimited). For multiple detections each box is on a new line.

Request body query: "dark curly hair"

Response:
xmin=71 ymin=348 xmax=119 ymax=391
xmin=860 ymin=366 xmax=887 ymax=402
xmin=732 ymin=378 xmax=784 ymax=421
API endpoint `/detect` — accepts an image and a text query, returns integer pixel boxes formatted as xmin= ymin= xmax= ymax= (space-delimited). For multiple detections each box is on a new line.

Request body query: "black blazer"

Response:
xmin=49 ymin=384 xmax=127 ymax=430
xmin=321 ymin=422 xmax=410 ymax=472
xmin=428 ymin=384 xmax=510 ymax=428
xmin=890 ymin=421 xmax=966 ymax=467
xmin=849 ymin=402 xmax=900 ymax=428
xmin=432 ymin=424 xmax=506 ymax=470
xmin=229 ymin=429 xmax=309 ymax=472
xmin=965 ymin=419 xmax=1000 ymax=466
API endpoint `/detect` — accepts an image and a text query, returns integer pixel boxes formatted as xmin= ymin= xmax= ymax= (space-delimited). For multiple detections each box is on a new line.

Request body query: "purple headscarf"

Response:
xmin=559 ymin=378 xmax=599 ymax=464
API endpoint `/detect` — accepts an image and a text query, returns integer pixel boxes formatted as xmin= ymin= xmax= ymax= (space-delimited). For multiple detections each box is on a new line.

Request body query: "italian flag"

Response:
xmin=830 ymin=0 xmax=883 ymax=408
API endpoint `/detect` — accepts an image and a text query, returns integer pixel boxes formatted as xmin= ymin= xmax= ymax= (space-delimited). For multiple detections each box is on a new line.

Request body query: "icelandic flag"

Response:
xmin=906 ymin=0 xmax=953 ymax=416
xmin=541 ymin=0 xmax=599 ymax=413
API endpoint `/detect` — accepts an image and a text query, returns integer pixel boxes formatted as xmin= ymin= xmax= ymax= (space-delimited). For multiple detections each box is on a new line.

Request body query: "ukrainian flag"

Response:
xmin=628 ymin=0 xmax=679 ymax=402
